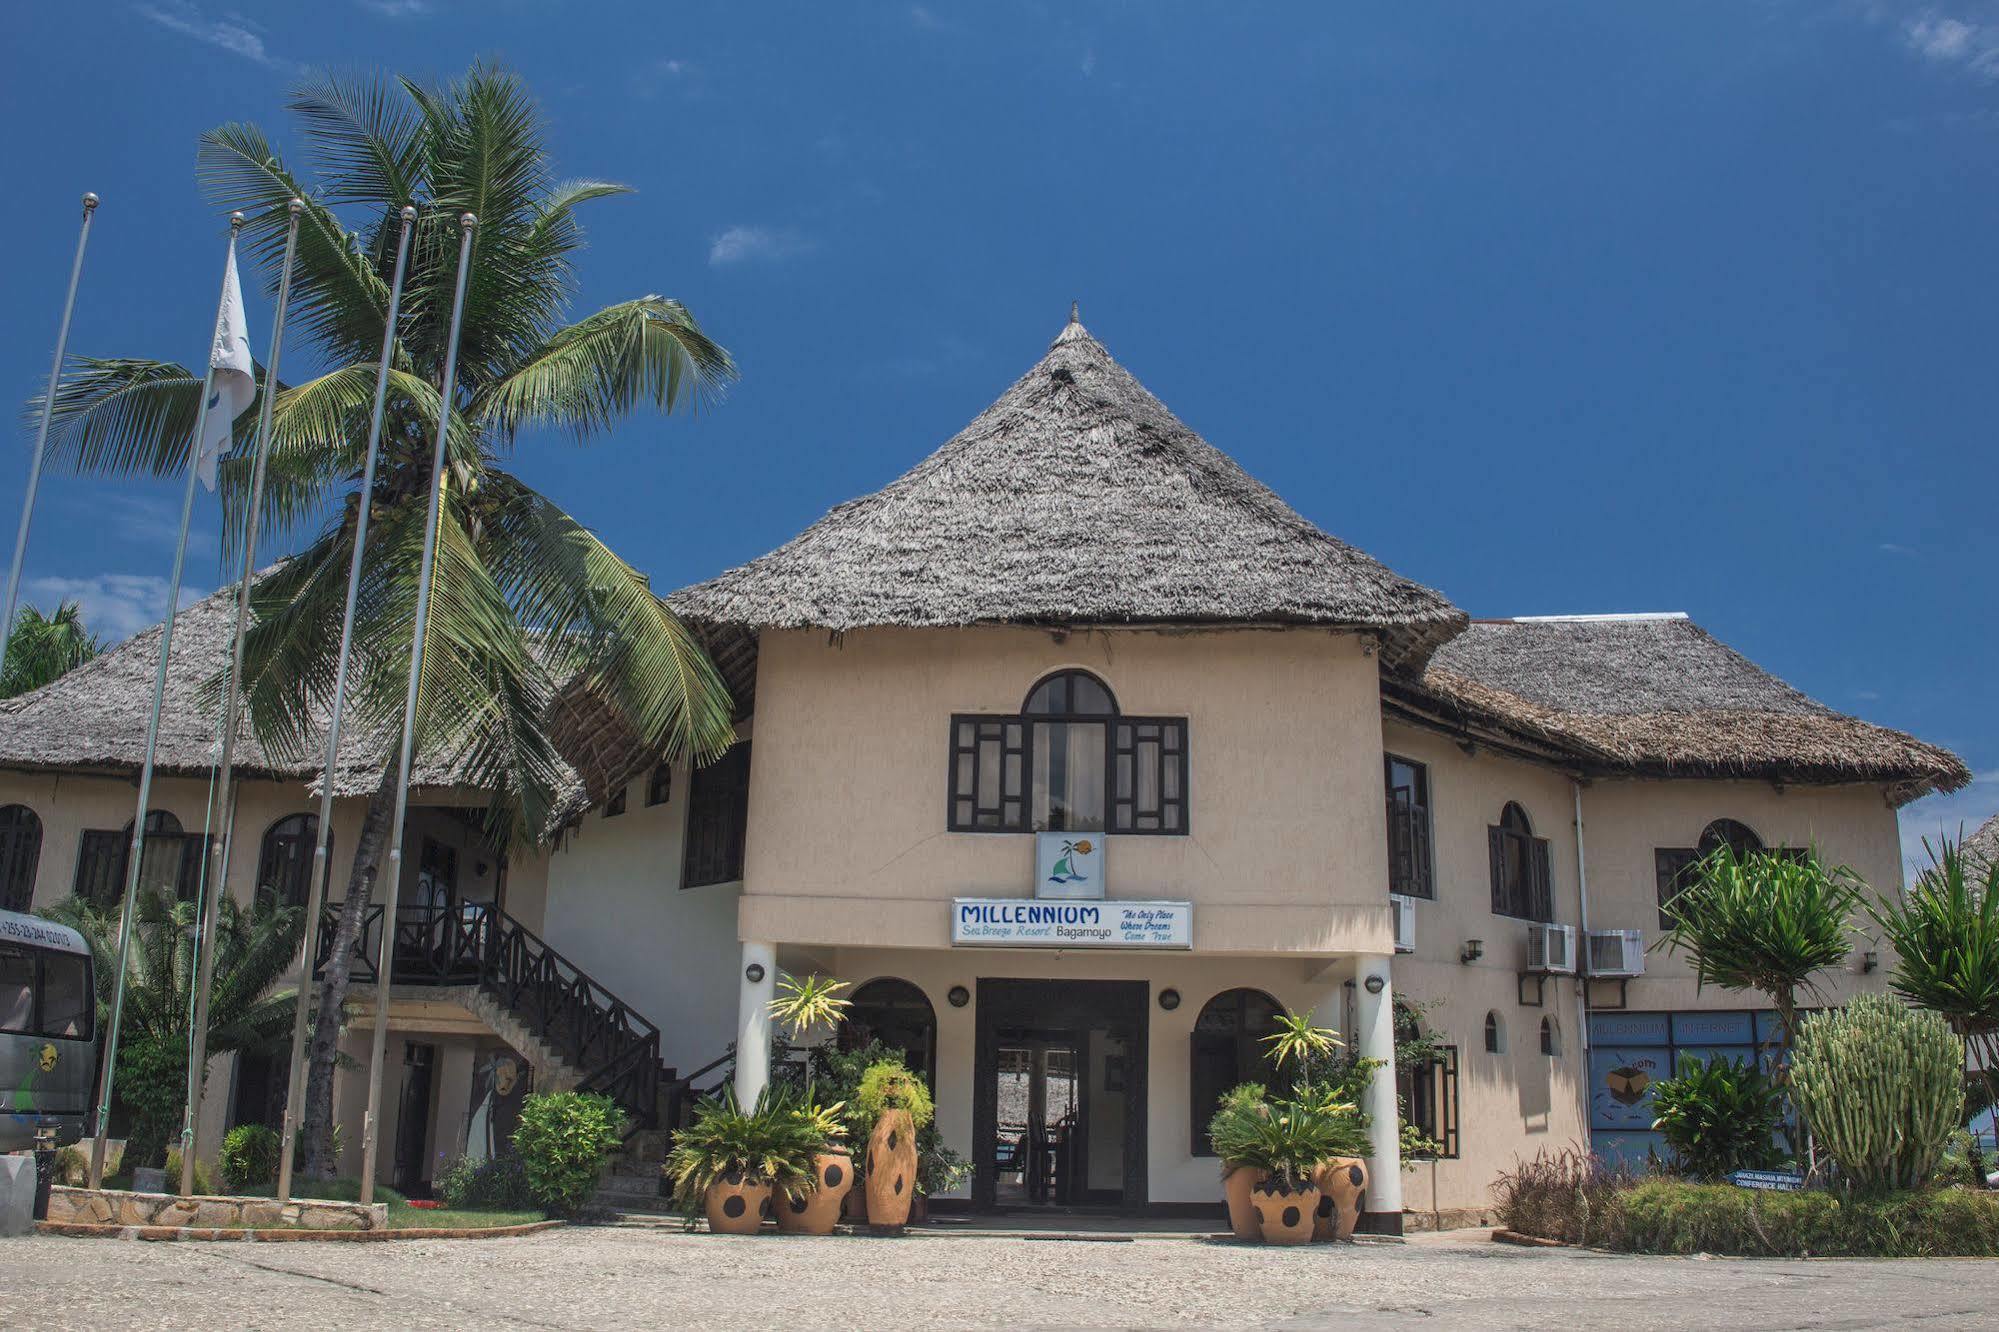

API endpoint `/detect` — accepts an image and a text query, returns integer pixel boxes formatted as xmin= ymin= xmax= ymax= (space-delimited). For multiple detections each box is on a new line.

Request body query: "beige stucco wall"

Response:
xmin=742 ymin=626 xmax=1393 ymax=956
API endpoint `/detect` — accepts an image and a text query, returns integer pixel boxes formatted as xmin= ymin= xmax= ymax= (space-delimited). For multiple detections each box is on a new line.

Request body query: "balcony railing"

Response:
xmin=315 ymin=900 xmax=665 ymax=1131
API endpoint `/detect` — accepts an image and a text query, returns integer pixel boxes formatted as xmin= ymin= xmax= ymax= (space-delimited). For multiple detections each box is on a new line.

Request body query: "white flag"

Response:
xmin=196 ymin=248 xmax=256 ymax=492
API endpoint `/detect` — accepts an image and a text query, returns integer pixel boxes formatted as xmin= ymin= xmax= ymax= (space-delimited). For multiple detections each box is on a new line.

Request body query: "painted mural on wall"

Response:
xmin=466 ymin=1045 xmax=533 ymax=1159
xmin=1587 ymin=1009 xmax=1786 ymax=1169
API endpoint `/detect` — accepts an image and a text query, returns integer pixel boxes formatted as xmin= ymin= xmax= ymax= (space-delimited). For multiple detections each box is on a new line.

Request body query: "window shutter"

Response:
xmin=178 ymin=836 xmax=212 ymax=903
xmin=1487 ymin=825 xmax=1507 ymax=914
xmin=683 ymin=743 xmax=752 ymax=888
xmin=1655 ymin=848 xmax=1698 ymax=930
xmin=1530 ymin=838 xmax=1553 ymax=922
xmin=949 ymin=716 xmax=1027 ymax=832
xmin=1112 ymin=718 xmax=1188 ymax=835
xmin=73 ymin=830 xmax=127 ymax=909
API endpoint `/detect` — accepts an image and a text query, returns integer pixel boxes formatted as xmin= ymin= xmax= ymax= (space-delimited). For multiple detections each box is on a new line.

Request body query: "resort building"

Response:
xmin=0 ymin=315 xmax=1966 ymax=1228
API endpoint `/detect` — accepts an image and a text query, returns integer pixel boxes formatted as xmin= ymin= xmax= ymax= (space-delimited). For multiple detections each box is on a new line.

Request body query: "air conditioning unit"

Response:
xmin=1389 ymin=894 xmax=1415 ymax=955
xmin=1525 ymin=922 xmax=1576 ymax=974
xmin=1585 ymin=929 xmax=1645 ymax=978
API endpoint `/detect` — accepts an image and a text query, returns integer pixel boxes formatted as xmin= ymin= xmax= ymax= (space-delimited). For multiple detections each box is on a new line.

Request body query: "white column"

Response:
xmin=734 ymin=939 xmax=776 ymax=1105
xmin=1354 ymin=953 xmax=1404 ymax=1225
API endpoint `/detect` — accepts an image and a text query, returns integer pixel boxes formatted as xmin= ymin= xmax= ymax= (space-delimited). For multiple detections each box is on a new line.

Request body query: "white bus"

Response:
xmin=0 ymin=909 xmax=95 ymax=1151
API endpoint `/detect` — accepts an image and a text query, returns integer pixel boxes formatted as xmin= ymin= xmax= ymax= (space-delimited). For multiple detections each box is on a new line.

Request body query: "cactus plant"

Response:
xmin=1790 ymin=993 xmax=1964 ymax=1192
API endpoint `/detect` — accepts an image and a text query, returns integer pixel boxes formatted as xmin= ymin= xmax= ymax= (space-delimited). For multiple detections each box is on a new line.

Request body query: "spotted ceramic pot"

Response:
xmin=1250 ymin=1176 xmax=1321 ymax=1246
xmin=1311 ymin=1157 xmax=1369 ymax=1242
xmin=865 ymin=1108 xmax=917 ymax=1232
xmin=775 ymin=1150 xmax=854 ymax=1235
xmin=1222 ymin=1166 xmax=1267 ymax=1241
xmin=705 ymin=1170 xmax=772 ymax=1235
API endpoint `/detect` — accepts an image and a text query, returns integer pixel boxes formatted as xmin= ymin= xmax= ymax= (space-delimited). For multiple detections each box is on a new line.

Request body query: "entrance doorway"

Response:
xmin=394 ymin=1041 xmax=437 ymax=1198
xmin=973 ymin=979 xmax=1147 ymax=1211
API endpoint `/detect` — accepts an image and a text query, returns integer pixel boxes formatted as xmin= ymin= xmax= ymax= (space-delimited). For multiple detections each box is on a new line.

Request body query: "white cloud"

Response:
xmin=707 ymin=225 xmax=815 ymax=267
xmin=357 ymin=0 xmax=428 ymax=15
xmin=135 ymin=2 xmax=282 ymax=67
xmin=632 ymin=57 xmax=698 ymax=100
xmin=1879 ymin=541 xmax=1914 ymax=555
xmin=1899 ymin=769 xmax=1999 ymax=879
xmin=22 ymin=574 xmax=206 ymax=647
xmin=1904 ymin=11 xmax=1999 ymax=76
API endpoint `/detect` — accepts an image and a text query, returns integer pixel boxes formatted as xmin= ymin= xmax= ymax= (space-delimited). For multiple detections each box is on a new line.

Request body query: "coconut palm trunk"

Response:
xmin=34 ymin=64 xmax=742 ymax=1180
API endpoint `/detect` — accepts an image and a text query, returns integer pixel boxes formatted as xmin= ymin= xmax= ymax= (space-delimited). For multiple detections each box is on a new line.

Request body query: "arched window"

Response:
xmin=841 ymin=978 xmax=937 ymax=1086
xmin=1484 ymin=1011 xmax=1506 ymax=1055
xmin=1540 ymin=1016 xmax=1562 ymax=1057
xmin=1488 ymin=802 xmax=1552 ymax=921
xmin=0 ymin=806 xmax=42 ymax=912
xmin=74 ymin=809 xmax=204 ymax=907
xmin=1699 ymin=819 xmax=1763 ymax=858
xmin=1023 ymin=670 xmax=1117 ymax=832
xmin=1189 ymin=987 xmax=1284 ymax=1155
xmin=257 ymin=814 xmax=328 ymax=911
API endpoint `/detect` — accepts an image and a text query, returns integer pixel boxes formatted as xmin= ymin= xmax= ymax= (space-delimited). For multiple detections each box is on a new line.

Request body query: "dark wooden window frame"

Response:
xmin=256 ymin=813 xmax=329 ymax=912
xmin=73 ymin=811 xmax=208 ymax=908
xmin=603 ymin=786 xmax=627 ymax=818
xmin=947 ymin=672 xmax=1188 ymax=837
xmin=0 ymin=804 xmax=42 ymax=913
xmin=1487 ymin=802 xmax=1552 ymax=922
xmin=1655 ymin=820 xmax=1806 ymax=930
xmin=1399 ymin=1044 xmax=1460 ymax=1159
xmin=683 ymin=742 xmax=752 ymax=889
xmin=1383 ymin=754 xmax=1434 ymax=900
xmin=645 ymin=763 xmax=672 ymax=808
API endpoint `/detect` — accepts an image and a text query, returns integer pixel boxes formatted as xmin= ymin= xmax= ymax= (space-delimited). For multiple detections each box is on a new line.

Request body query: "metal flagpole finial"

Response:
xmin=460 ymin=212 xmax=478 ymax=229
xmin=82 ymin=192 xmax=100 ymax=212
xmin=230 ymin=211 xmax=248 ymax=230
xmin=400 ymin=204 xmax=417 ymax=221
xmin=288 ymin=197 xmax=305 ymax=215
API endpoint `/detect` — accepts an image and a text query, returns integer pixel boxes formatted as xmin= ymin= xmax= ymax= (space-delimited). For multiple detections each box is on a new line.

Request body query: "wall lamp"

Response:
xmin=948 ymin=985 xmax=970 ymax=1008
xmin=1158 ymin=988 xmax=1181 ymax=1012
xmin=1861 ymin=950 xmax=1879 ymax=974
xmin=744 ymin=962 xmax=766 ymax=984
xmin=1460 ymin=939 xmax=1484 ymax=966
xmin=1363 ymin=974 xmax=1386 ymax=995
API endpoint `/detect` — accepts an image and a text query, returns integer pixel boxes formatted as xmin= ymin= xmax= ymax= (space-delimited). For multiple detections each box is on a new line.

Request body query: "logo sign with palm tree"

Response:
xmin=1035 ymin=831 xmax=1103 ymax=900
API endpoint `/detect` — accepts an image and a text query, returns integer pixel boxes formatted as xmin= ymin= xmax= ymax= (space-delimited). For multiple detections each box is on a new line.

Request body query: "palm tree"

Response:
xmin=37 ymin=64 xmax=740 ymax=1176
xmin=1656 ymin=843 xmax=1862 ymax=1057
xmin=0 ymin=600 xmax=100 ymax=697
xmin=1867 ymin=836 xmax=1999 ymax=1183
xmin=41 ymin=889 xmax=301 ymax=1170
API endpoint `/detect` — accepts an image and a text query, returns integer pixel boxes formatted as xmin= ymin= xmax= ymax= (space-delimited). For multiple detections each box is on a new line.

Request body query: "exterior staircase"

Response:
xmin=588 ymin=1048 xmax=735 ymax=1216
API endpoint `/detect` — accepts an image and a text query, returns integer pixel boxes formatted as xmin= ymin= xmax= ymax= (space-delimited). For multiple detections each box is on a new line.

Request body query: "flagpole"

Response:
xmin=178 ymin=199 xmax=305 ymax=1198
xmin=0 ymin=193 xmax=99 ymax=684
xmin=87 ymin=212 xmax=248 ymax=1191
xmin=275 ymin=204 xmax=417 ymax=1205
xmin=358 ymin=211 xmax=477 ymax=1205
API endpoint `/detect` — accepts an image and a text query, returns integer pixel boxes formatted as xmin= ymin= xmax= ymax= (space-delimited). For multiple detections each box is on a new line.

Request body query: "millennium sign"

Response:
xmin=950 ymin=898 xmax=1193 ymax=949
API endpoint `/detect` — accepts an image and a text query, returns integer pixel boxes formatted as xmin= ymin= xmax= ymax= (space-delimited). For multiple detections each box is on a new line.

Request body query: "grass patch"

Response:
xmin=89 ymin=1173 xmax=544 ymax=1229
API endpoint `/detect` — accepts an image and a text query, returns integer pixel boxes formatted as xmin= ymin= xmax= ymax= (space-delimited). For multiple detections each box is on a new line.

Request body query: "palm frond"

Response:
xmin=288 ymin=72 xmax=426 ymax=207
xmin=471 ymin=296 xmax=735 ymax=442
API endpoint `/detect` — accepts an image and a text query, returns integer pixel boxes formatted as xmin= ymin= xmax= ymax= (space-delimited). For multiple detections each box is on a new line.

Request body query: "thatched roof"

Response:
xmin=0 ymin=580 xmax=597 ymax=814
xmin=1396 ymin=614 xmax=1968 ymax=802
xmin=671 ymin=314 xmax=1466 ymax=673
xmin=1965 ymin=813 xmax=1999 ymax=875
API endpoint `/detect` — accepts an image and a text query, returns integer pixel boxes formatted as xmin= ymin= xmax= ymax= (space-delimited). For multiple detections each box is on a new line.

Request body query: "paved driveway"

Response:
xmin=1 ymin=1226 xmax=1994 ymax=1329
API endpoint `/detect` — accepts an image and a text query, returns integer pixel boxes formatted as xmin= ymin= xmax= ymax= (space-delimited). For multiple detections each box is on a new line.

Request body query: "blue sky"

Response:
xmin=2 ymin=2 xmax=1994 ymax=866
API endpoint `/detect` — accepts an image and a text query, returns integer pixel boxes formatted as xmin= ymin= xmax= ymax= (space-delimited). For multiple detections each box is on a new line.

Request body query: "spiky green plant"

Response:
xmin=663 ymin=1087 xmax=821 ymax=1212
xmin=1228 ymin=1105 xmax=1347 ymax=1190
xmin=0 ymin=600 xmax=100 ymax=698
xmin=34 ymin=64 xmax=739 ymax=1178
xmin=1868 ymin=836 xmax=1999 ymax=1180
xmin=1262 ymin=1009 xmax=1342 ymax=1073
xmin=40 ymin=889 xmax=301 ymax=1167
xmin=1656 ymin=843 xmax=1863 ymax=1056
xmin=1790 ymin=994 xmax=1964 ymax=1193
xmin=768 ymin=972 xmax=851 ymax=1100
xmin=1648 ymin=1053 xmax=1788 ymax=1181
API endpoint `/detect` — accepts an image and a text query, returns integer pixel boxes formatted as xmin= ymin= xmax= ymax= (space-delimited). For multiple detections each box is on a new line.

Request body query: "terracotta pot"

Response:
xmin=864 ymin=1108 xmax=918 ymax=1232
xmin=1311 ymin=1157 xmax=1369 ymax=1242
xmin=704 ymin=1171 xmax=772 ymax=1235
xmin=775 ymin=1150 xmax=854 ymax=1235
xmin=1222 ymin=1165 xmax=1267 ymax=1241
xmin=842 ymin=1184 xmax=869 ymax=1224
xmin=1250 ymin=1176 xmax=1320 ymax=1246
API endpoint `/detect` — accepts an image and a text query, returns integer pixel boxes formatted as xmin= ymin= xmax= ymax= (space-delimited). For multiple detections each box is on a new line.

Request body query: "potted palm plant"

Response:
xmin=767 ymin=974 xmax=858 ymax=1233
xmin=1207 ymin=1082 xmax=1271 ymax=1241
xmin=664 ymin=1089 xmax=817 ymax=1235
xmin=1260 ymin=1009 xmax=1373 ymax=1240
xmin=1239 ymin=1107 xmax=1341 ymax=1245
xmin=855 ymin=1061 xmax=933 ymax=1233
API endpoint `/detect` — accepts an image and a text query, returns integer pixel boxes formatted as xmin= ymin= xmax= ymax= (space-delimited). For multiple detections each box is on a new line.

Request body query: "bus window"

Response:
xmin=41 ymin=951 xmax=90 ymax=1040
xmin=0 ymin=947 xmax=31 ymax=1033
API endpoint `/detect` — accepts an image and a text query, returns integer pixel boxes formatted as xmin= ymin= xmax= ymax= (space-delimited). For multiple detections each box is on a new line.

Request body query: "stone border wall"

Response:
xmin=36 ymin=1218 xmax=564 ymax=1242
xmin=45 ymin=1186 xmax=388 ymax=1231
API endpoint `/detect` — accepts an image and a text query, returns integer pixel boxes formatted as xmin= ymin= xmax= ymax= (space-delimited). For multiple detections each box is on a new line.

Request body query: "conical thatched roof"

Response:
xmin=671 ymin=315 xmax=1466 ymax=671
xmin=1965 ymin=813 xmax=1999 ymax=875
xmin=1401 ymin=614 xmax=1968 ymax=801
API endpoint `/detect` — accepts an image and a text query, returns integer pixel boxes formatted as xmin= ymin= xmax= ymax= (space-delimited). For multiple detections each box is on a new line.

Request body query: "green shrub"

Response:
xmin=855 ymin=1061 xmax=934 ymax=1133
xmin=511 ymin=1091 xmax=626 ymax=1216
xmin=1791 ymin=994 xmax=1964 ymax=1191
xmin=219 ymin=1124 xmax=282 ymax=1191
xmin=1492 ymin=1145 xmax=1635 ymax=1248
xmin=53 ymin=1145 xmax=87 ymax=1187
xmin=1615 ymin=1178 xmax=1999 ymax=1257
xmin=162 ymin=1147 xmax=213 ymax=1195
xmin=435 ymin=1154 xmax=539 ymax=1211
xmin=1648 ymin=1054 xmax=1787 ymax=1181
